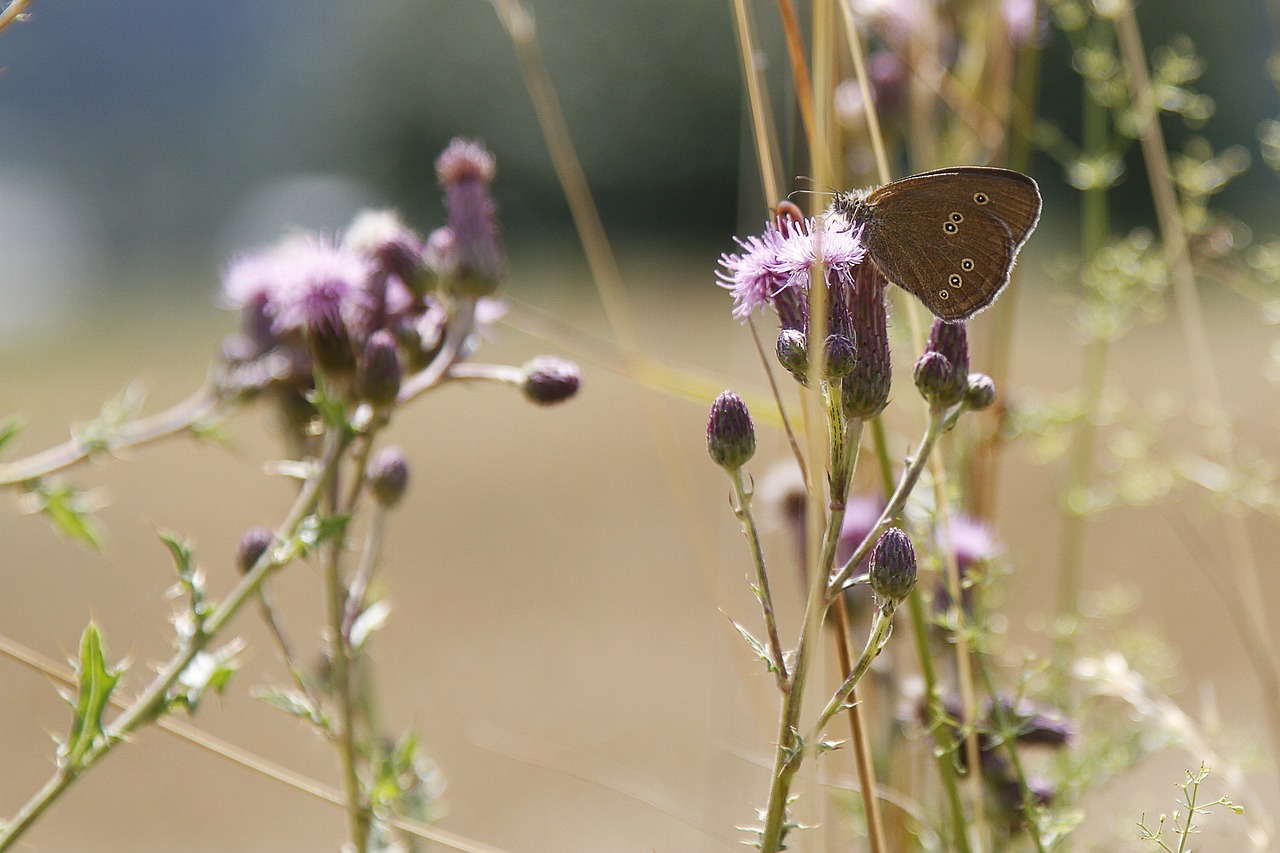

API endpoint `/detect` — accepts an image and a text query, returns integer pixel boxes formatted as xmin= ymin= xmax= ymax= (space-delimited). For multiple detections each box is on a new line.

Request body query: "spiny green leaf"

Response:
xmin=727 ymin=616 xmax=780 ymax=676
xmin=158 ymin=531 xmax=194 ymax=578
xmin=60 ymin=622 xmax=123 ymax=770
xmin=29 ymin=480 xmax=103 ymax=549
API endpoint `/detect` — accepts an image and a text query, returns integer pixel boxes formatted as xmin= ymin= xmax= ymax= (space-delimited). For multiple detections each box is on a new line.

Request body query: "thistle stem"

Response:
xmin=0 ymin=431 xmax=345 ymax=852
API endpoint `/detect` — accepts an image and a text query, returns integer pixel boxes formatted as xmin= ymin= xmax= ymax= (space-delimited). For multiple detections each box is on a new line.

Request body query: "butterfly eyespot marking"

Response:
xmin=974 ymin=192 xmax=989 ymax=205
xmin=943 ymin=222 xmax=959 ymax=234
xmin=949 ymin=274 xmax=962 ymax=287
xmin=961 ymin=258 xmax=975 ymax=271
xmin=939 ymin=289 xmax=950 ymax=300
xmin=949 ymin=212 xmax=964 ymax=223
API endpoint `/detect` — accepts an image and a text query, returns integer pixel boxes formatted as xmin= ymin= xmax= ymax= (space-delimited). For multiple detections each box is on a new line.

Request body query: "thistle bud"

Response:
xmin=842 ymin=264 xmax=891 ymax=419
xmin=357 ymin=330 xmax=403 ymax=407
xmin=824 ymin=333 xmax=857 ymax=380
xmin=914 ymin=351 xmax=960 ymax=407
xmin=868 ymin=528 xmax=917 ymax=602
xmin=707 ymin=391 xmax=755 ymax=471
xmin=367 ymin=446 xmax=409 ymax=507
xmin=236 ymin=525 xmax=275 ymax=574
xmin=915 ymin=319 xmax=969 ymax=407
xmin=775 ymin=329 xmax=809 ymax=384
xmin=965 ymin=373 xmax=997 ymax=411
xmin=521 ymin=356 xmax=582 ymax=405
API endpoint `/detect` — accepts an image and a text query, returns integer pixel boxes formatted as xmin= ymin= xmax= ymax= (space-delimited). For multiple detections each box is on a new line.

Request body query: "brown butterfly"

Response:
xmin=832 ymin=167 xmax=1042 ymax=321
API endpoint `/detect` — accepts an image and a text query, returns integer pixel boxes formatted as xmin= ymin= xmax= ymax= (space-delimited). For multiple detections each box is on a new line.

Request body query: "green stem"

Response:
xmin=808 ymin=602 xmax=897 ymax=739
xmin=730 ymin=467 xmax=788 ymax=686
xmin=758 ymin=384 xmax=858 ymax=852
xmin=323 ymin=464 xmax=369 ymax=852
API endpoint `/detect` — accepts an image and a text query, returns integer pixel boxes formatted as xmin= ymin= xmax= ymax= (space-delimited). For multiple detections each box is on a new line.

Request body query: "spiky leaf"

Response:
xmin=60 ymin=622 xmax=123 ymax=770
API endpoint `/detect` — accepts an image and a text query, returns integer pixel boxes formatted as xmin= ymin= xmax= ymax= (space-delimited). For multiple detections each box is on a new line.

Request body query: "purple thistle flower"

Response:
xmin=269 ymin=235 xmax=377 ymax=337
xmin=435 ymin=138 xmax=504 ymax=295
xmin=344 ymin=208 xmax=427 ymax=290
xmin=717 ymin=216 xmax=867 ymax=329
xmin=344 ymin=209 xmax=428 ymax=329
xmin=268 ymin=235 xmax=377 ymax=375
xmin=939 ymin=514 xmax=1001 ymax=572
xmin=222 ymin=249 xmax=288 ymax=352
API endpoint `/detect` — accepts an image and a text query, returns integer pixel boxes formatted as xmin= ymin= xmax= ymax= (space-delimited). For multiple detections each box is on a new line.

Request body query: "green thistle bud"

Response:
xmin=775 ymin=329 xmax=809 ymax=384
xmin=823 ymin=333 xmax=857 ymax=380
xmin=868 ymin=528 xmax=917 ymax=602
xmin=913 ymin=351 xmax=962 ymax=407
xmin=965 ymin=373 xmax=996 ymax=411
xmin=707 ymin=391 xmax=756 ymax=470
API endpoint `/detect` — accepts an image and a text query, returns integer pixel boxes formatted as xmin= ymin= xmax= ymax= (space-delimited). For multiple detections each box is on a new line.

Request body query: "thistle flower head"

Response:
xmin=435 ymin=138 xmax=503 ymax=295
xmin=344 ymin=208 xmax=428 ymax=297
xmin=707 ymin=391 xmax=756 ymax=471
xmin=717 ymin=215 xmax=866 ymax=328
xmin=775 ymin=328 xmax=809 ymax=384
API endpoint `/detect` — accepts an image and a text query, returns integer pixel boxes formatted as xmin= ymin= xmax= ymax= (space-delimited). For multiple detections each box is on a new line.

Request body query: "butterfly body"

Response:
xmin=833 ymin=167 xmax=1042 ymax=321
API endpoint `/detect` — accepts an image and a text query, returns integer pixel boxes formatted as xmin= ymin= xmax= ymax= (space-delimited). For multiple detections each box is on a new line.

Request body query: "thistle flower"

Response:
xmin=435 ymin=138 xmax=504 ymax=296
xmin=221 ymin=249 xmax=287 ymax=353
xmin=716 ymin=214 xmax=866 ymax=330
xmin=344 ymin=208 xmax=427 ymax=291
xmin=269 ymin=235 xmax=377 ymax=375
xmin=520 ymin=356 xmax=582 ymax=405
xmin=934 ymin=513 xmax=1000 ymax=614
xmin=707 ymin=391 xmax=756 ymax=471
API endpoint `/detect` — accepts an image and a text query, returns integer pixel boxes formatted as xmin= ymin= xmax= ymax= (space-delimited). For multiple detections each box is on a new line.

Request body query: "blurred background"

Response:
xmin=0 ymin=1 xmax=1278 ymax=850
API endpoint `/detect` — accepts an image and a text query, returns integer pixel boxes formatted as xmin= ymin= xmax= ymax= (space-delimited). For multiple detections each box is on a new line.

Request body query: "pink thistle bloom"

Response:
xmin=268 ymin=234 xmax=377 ymax=339
xmin=717 ymin=215 xmax=867 ymax=326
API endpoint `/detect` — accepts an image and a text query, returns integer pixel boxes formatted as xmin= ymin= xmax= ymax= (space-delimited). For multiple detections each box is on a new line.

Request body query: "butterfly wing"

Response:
xmin=861 ymin=168 xmax=1041 ymax=321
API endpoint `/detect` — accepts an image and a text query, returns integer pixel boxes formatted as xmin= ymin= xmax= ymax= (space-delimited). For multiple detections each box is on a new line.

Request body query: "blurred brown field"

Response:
xmin=1 ymin=246 xmax=1277 ymax=851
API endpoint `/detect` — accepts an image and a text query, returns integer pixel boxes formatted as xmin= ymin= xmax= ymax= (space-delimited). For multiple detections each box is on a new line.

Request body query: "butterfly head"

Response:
xmin=830 ymin=189 xmax=875 ymax=231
